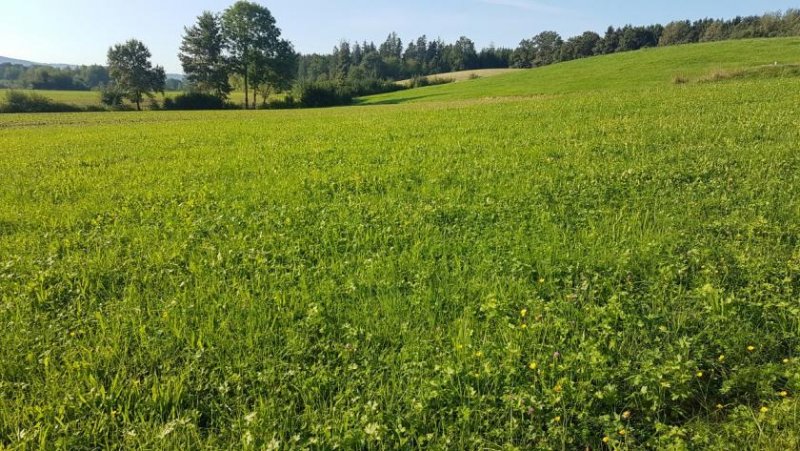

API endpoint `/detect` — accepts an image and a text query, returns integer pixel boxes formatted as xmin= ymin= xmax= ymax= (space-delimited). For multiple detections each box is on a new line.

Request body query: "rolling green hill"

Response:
xmin=361 ymin=37 xmax=800 ymax=104
xmin=2 ymin=38 xmax=800 ymax=450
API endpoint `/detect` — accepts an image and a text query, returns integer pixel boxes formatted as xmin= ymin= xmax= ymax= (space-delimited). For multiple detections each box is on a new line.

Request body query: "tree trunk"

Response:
xmin=244 ymin=70 xmax=249 ymax=109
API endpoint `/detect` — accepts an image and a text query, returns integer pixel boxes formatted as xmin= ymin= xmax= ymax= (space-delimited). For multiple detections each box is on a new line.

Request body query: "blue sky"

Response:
xmin=1 ymin=1 xmax=796 ymax=73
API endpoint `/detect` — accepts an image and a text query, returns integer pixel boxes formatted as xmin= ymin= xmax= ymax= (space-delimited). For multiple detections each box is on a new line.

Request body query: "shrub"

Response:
xmin=298 ymin=82 xmax=353 ymax=108
xmin=298 ymin=79 xmax=410 ymax=108
xmin=100 ymin=87 xmax=125 ymax=107
xmin=410 ymin=75 xmax=430 ymax=88
xmin=163 ymin=92 xmax=224 ymax=110
xmin=264 ymin=95 xmax=297 ymax=110
xmin=672 ymin=75 xmax=690 ymax=84
xmin=147 ymin=97 xmax=161 ymax=111
xmin=410 ymin=76 xmax=455 ymax=88
xmin=0 ymin=90 xmax=81 ymax=113
xmin=345 ymin=79 xmax=406 ymax=97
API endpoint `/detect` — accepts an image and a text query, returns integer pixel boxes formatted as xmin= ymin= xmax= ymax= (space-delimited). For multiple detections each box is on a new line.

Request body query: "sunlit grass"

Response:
xmin=1 ymin=38 xmax=799 ymax=449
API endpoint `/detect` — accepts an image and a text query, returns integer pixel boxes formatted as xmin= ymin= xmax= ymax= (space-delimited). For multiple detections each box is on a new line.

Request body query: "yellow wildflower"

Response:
xmin=622 ymin=411 xmax=631 ymax=420
xmin=602 ymin=436 xmax=610 ymax=444
xmin=529 ymin=362 xmax=538 ymax=370
xmin=520 ymin=309 xmax=528 ymax=317
xmin=760 ymin=406 xmax=769 ymax=414
xmin=784 ymin=358 xmax=791 ymax=364
xmin=716 ymin=404 xmax=724 ymax=410
xmin=718 ymin=354 xmax=725 ymax=362
xmin=779 ymin=391 xmax=788 ymax=397
xmin=696 ymin=371 xmax=704 ymax=378
xmin=618 ymin=429 xmax=626 ymax=436
xmin=475 ymin=351 xmax=484 ymax=358
xmin=521 ymin=323 xmax=528 ymax=329
xmin=747 ymin=346 xmax=756 ymax=352
xmin=554 ymin=384 xmax=563 ymax=393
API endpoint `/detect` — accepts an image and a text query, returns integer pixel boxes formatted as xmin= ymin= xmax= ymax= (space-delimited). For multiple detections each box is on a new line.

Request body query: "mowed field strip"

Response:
xmin=1 ymin=38 xmax=800 ymax=449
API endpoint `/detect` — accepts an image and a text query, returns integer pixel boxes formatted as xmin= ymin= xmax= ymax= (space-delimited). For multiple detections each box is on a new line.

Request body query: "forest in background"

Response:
xmin=1 ymin=7 xmax=799 ymax=111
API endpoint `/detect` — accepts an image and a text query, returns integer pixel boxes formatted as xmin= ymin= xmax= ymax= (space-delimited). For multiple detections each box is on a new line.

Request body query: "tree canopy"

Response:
xmin=179 ymin=11 xmax=231 ymax=99
xmin=221 ymin=0 xmax=287 ymax=109
xmin=107 ymin=40 xmax=166 ymax=111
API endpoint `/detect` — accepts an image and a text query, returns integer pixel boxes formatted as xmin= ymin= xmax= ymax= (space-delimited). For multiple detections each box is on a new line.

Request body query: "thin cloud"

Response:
xmin=478 ymin=0 xmax=568 ymax=14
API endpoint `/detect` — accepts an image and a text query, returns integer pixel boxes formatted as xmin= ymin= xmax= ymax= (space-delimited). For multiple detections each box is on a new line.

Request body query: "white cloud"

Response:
xmin=478 ymin=0 xmax=568 ymax=14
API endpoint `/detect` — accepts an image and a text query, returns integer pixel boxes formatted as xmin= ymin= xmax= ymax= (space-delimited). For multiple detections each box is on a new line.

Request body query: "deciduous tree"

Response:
xmin=179 ymin=12 xmax=231 ymax=99
xmin=107 ymin=39 xmax=166 ymax=111
xmin=221 ymin=1 xmax=281 ymax=109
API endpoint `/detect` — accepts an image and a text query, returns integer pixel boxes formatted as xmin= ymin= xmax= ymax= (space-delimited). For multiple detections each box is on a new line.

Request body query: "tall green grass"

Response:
xmin=1 ymin=40 xmax=800 ymax=449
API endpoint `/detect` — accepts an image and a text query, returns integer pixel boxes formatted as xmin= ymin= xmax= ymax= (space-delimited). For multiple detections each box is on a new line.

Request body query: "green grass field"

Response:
xmin=1 ymin=38 xmax=800 ymax=449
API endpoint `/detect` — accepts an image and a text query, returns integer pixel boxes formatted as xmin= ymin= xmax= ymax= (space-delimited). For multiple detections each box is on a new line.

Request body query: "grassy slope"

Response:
xmin=361 ymin=37 xmax=800 ymax=104
xmin=1 ymin=39 xmax=800 ymax=449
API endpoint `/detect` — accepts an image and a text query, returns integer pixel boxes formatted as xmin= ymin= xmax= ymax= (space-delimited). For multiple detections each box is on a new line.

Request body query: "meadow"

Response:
xmin=1 ymin=38 xmax=800 ymax=449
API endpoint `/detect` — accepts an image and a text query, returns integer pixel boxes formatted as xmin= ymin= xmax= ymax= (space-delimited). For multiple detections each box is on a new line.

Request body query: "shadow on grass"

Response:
xmin=353 ymin=93 xmax=447 ymax=106
xmin=0 ymin=219 xmax=18 ymax=237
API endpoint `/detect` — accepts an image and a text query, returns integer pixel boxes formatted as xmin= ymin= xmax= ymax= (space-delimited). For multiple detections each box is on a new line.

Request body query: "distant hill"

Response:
xmin=0 ymin=55 xmax=184 ymax=80
xmin=361 ymin=37 xmax=800 ymax=105
xmin=1 ymin=55 xmax=76 ymax=69
xmin=1 ymin=56 xmax=41 ymax=67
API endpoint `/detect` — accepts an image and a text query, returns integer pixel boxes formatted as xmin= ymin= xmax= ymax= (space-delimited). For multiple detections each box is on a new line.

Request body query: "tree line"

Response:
xmin=510 ymin=10 xmax=800 ymax=68
xmin=0 ymin=64 xmax=185 ymax=91
xmin=302 ymin=9 xmax=800 ymax=82
xmin=298 ymin=35 xmax=513 ymax=83
xmin=3 ymin=5 xmax=799 ymax=111
xmin=0 ymin=64 xmax=110 ymax=90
